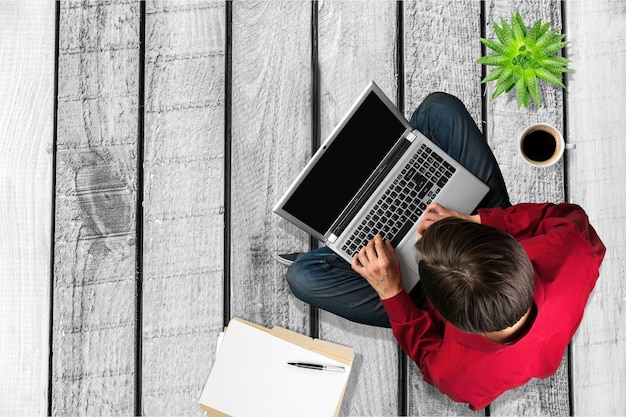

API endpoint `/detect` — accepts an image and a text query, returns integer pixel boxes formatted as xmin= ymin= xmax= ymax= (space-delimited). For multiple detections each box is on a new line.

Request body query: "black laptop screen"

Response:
xmin=283 ymin=91 xmax=407 ymax=236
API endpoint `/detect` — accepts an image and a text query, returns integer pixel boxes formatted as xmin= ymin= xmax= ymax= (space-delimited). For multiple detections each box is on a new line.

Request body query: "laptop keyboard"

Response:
xmin=341 ymin=143 xmax=456 ymax=257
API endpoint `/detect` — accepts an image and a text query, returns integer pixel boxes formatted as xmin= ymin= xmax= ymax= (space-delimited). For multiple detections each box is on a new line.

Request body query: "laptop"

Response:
xmin=273 ymin=81 xmax=489 ymax=292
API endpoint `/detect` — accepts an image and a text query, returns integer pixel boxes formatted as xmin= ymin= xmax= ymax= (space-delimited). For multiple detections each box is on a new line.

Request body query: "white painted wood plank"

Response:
xmin=230 ymin=0 xmax=311 ymax=331
xmin=404 ymin=0 xmax=483 ymax=125
xmin=566 ymin=1 xmax=626 ymax=415
xmin=317 ymin=1 xmax=400 ymax=415
xmin=142 ymin=1 xmax=224 ymax=415
xmin=485 ymin=1 xmax=569 ymax=415
xmin=0 ymin=1 xmax=55 ymax=414
xmin=318 ymin=1 xmax=398 ymax=139
xmin=404 ymin=1 xmax=482 ymax=414
xmin=484 ymin=0 xmax=566 ymax=206
xmin=53 ymin=1 xmax=139 ymax=414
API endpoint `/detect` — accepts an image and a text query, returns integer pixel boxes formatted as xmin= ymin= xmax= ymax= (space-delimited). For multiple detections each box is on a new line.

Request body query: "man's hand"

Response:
xmin=417 ymin=202 xmax=481 ymax=236
xmin=351 ymin=234 xmax=403 ymax=300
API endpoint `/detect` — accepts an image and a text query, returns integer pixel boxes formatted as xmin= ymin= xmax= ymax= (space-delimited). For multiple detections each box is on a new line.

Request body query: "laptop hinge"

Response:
xmin=406 ymin=131 xmax=417 ymax=142
xmin=328 ymin=234 xmax=338 ymax=243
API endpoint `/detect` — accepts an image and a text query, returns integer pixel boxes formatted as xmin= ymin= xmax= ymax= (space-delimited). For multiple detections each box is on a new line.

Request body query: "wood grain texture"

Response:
xmin=0 ymin=1 xmax=54 ymax=414
xmin=142 ymin=1 xmax=224 ymax=415
xmin=404 ymin=0 xmax=483 ymax=125
xmin=316 ymin=1 xmax=400 ymax=415
xmin=53 ymin=1 xmax=139 ymax=414
xmin=485 ymin=1 xmax=568 ymax=415
xmin=566 ymin=1 xmax=626 ymax=415
xmin=403 ymin=1 xmax=482 ymax=414
xmin=318 ymin=0 xmax=398 ymax=140
xmin=230 ymin=0 xmax=311 ymax=331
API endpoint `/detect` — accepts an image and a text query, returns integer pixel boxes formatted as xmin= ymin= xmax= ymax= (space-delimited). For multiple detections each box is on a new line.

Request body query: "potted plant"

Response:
xmin=477 ymin=11 xmax=570 ymax=108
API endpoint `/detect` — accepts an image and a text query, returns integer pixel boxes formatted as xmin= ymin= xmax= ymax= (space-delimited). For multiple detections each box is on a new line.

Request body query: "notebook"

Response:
xmin=273 ymin=81 xmax=489 ymax=292
xmin=199 ymin=318 xmax=354 ymax=417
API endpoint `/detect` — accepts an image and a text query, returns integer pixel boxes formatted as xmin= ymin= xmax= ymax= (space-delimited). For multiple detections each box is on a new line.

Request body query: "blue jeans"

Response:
xmin=286 ymin=92 xmax=511 ymax=327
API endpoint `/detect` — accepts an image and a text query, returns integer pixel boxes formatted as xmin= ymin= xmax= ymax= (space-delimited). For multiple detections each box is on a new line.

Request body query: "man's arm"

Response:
xmin=381 ymin=291 xmax=443 ymax=384
xmin=351 ymin=234 xmax=444 ymax=383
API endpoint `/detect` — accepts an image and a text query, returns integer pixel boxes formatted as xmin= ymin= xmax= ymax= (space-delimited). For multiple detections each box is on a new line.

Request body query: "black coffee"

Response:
xmin=522 ymin=130 xmax=557 ymax=162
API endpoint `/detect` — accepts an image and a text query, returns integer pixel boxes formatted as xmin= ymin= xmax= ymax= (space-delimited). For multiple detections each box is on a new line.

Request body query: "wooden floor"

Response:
xmin=2 ymin=0 xmax=625 ymax=415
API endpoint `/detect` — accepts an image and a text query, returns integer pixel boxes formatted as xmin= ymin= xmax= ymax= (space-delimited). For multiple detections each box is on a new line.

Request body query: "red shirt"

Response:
xmin=381 ymin=203 xmax=606 ymax=410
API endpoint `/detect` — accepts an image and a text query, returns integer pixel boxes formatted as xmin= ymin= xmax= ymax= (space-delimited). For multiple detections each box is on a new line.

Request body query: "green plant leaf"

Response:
xmin=499 ymin=18 xmax=514 ymax=44
xmin=543 ymin=66 xmax=568 ymax=80
xmin=494 ymin=21 xmax=513 ymax=46
xmin=492 ymin=83 xmax=509 ymax=100
xmin=524 ymin=91 xmax=531 ymax=107
xmin=536 ymin=30 xmax=564 ymax=49
xmin=526 ymin=19 xmax=543 ymax=44
xmin=524 ymin=71 xmax=541 ymax=107
xmin=515 ymin=75 xmax=528 ymax=108
xmin=540 ymin=40 xmax=569 ymax=57
xmin=477 ymin=54 xmax=510 ymax=66
xmin=535 ymin=67 xmax=566 ymax=88
xmin=536 ymin=22 xmax=552 ymax=41
xmin=492 ymin=77 xmax=514 ymax=99
xmin=505 ymin=82 xmax=516 ymax=93
xmin=544 ymin=65 xmax=570 ymax=75
xmin=480 ymin=37 xmax=512 ymax=56
xmin=539 ymin=55 xmax=571 ymax=68
xmin=512 ymin=11 xmax=526 ymax=39
xmin=493 ymin=67 xmax=516 ymax=98
xmin=482 ymin=67 xmax=506 ymax=83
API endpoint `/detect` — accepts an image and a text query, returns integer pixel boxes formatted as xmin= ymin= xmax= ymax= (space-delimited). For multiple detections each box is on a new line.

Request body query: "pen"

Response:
xmin=287 ymin=362 xmax=345 ymax=372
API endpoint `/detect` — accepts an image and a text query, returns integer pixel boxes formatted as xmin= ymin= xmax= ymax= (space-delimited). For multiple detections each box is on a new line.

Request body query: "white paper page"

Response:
xmin=200 ymin=319 xmax=351 ymax=417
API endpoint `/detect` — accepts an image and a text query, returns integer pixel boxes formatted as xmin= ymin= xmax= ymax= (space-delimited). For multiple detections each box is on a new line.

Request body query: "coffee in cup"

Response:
xmin=519 ymin=123 xmax=574 ymax=167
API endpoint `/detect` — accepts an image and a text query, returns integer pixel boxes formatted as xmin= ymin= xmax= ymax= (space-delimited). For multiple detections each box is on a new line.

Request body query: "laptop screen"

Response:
xmin=282 ymin=91 xmax=407 ymax=236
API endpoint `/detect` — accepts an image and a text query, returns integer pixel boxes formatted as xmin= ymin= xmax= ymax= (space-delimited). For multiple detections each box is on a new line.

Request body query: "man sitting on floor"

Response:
xmin=280 ymin=92 xmax=606 ymax=410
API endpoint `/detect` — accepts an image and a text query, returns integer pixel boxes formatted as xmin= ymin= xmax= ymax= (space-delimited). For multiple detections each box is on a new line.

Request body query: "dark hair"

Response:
xmin=416 ymin=217 xmax=534 ymax=333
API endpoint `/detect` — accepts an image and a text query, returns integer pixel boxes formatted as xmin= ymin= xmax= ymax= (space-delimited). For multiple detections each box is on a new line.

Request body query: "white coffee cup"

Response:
xmin=518 ymin=123 xmax=575 ymax=167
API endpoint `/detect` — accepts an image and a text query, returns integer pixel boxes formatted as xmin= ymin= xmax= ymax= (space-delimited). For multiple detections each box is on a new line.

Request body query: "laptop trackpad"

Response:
xmin=397 ymin=244 xmax=420 ymax=293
